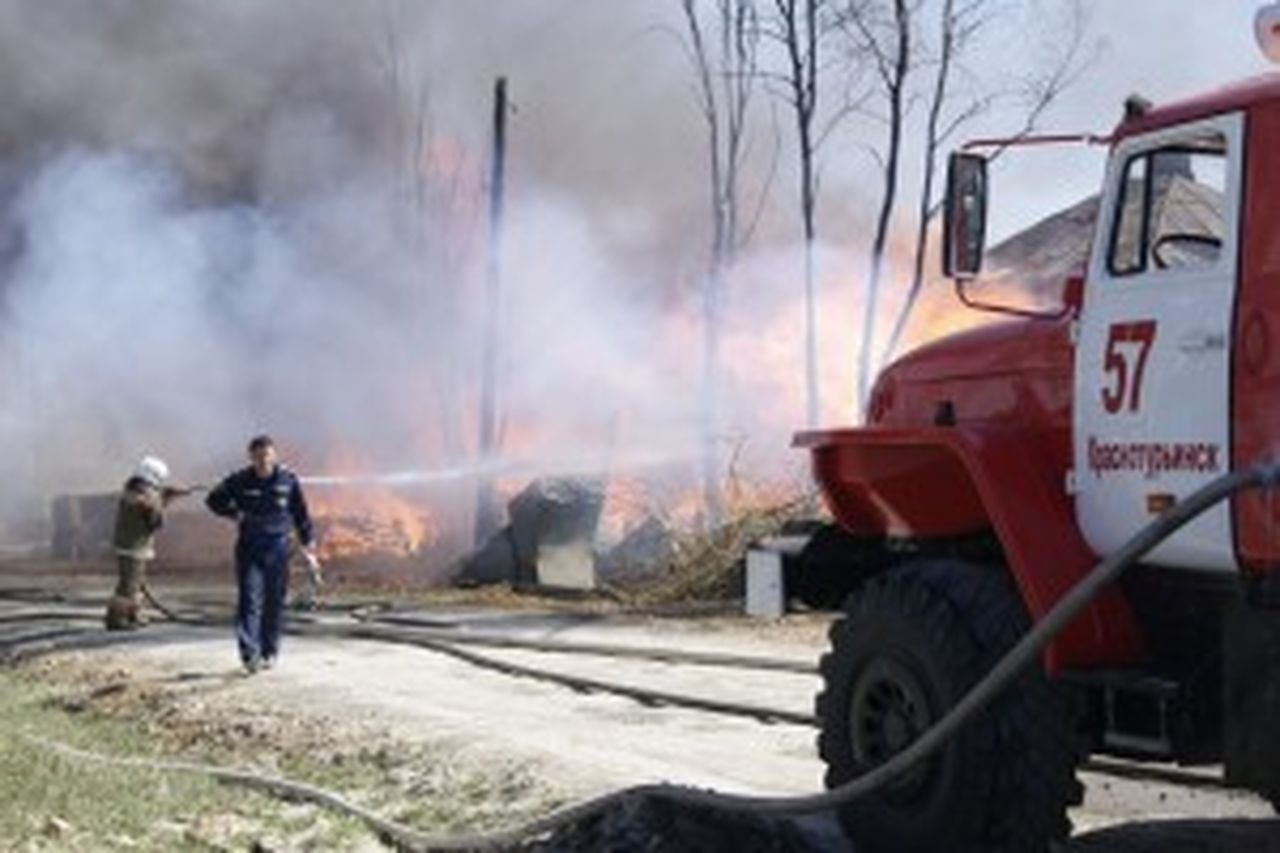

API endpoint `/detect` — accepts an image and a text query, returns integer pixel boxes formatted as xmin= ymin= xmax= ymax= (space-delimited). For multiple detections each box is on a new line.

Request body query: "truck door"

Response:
xmin=1074 ymin=113 xmax=1244 ymax=570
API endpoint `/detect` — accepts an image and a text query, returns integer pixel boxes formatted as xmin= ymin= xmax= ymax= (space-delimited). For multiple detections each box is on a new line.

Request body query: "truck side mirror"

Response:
xmin=943 ymin=152 xmax=988 ymax=279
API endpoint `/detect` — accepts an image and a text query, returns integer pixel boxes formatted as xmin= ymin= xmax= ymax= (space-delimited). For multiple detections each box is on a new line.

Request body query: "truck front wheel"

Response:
xmin=816 ymin=560 xmax=1081 ymax=853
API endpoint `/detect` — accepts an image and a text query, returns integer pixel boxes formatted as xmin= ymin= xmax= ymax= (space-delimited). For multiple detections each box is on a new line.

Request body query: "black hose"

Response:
xmin=140 ymin=582 xmax=184 ymax=622
xmin=0 ymin=611 xmax=97 ymax=626
xmin=294 ymin=621 xmax=817 ymax=727
xmin=393 ymin=463 xmax=1280 ymax=850
xmin=7 ymin=465 xmax=1276 ymax=852
xmin=1 ymin=631 xmax=153 ymax=665
xmin=0 ymin=625 xmax=95 ymax=653
xmin=18 ymin=733 xmax=441 ymax=852
xmin=0 ymin=604 xmax=1256 ymax=795
xmin=354 ymin=615 xmax=817 ymax=674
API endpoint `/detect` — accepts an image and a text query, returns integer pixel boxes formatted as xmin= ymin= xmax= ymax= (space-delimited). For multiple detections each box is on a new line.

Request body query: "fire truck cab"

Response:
xmin=795 ymin=70 xmax=1280 ymax=852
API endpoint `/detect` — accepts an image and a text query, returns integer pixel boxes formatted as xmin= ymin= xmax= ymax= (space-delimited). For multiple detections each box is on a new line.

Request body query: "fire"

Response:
xmin=293 ymin=228 xmax=992 ymax=563
xmin=309 ymin=488 xmax=436 ymax=561
xmin=302 ymin=447 xmax=438 ymax=561
xmin=598 ymin=475 xmax=705 ymax=544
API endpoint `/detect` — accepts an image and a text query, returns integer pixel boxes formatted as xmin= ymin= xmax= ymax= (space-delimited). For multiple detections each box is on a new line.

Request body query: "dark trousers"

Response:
xmin=235 ymin=534 xmax=290 ymax=663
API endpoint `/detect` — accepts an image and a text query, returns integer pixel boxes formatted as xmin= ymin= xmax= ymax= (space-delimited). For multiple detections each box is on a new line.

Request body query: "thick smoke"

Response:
xmin=1 ymin=151 xmax=449 ymax=510
xmin=0 ymin=139 xmax=818 ymax=540
xmin=5 ymin=1 xmax=1258 ymax=546
xmin=0 ymin=1 xmax=817 ymax=545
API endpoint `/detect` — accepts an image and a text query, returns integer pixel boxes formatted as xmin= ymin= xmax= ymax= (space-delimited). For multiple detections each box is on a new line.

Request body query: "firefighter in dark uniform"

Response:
xmin=206 ymin=435 xmax=319 ymax=673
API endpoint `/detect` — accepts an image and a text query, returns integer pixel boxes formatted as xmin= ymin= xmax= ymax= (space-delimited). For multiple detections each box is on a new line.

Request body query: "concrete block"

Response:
xmin=745 ymin=547 xmax=785 ymax=618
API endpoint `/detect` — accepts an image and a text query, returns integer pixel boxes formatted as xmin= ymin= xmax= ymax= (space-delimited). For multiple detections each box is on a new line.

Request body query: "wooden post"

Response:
xmin=474 ymin=77 xmax=508 ymax=548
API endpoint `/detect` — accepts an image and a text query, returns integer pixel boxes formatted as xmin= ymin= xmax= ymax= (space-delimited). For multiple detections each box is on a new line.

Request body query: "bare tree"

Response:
xmin=679 ymin=0 xmax=763 ymax=526
xmin=374 ymin=1 xmax=432 ymax=223
xmin=474 ymin=77 xmax=510 ymax=547
xmin=835 ymin=0 xmax=915 ymax=412
xmin=766 ymin=0 xmax=826 ymax=428
xmin=881 ymin=0 xmax=964 ymax=365
xmin=878 ymin=0 xmax=1089 ymax=363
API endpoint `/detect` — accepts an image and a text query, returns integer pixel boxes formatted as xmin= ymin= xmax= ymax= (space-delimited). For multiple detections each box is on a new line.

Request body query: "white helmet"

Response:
xmin=134 ymin=455 xmax=170 ymax=487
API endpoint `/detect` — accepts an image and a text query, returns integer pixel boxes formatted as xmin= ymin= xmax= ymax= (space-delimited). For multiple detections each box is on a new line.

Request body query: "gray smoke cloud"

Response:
xmin=3 ymin=0 xmax=1257 ymax=546
xmin=0 ymin=1 xmax=772 ymax=546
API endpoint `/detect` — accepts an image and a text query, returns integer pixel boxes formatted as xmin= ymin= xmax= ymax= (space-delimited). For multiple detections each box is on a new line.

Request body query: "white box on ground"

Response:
xmin=745 ymin=547 xmax=785 ymax=618
xmin=535 ymin=543 xmax=597 ymax=590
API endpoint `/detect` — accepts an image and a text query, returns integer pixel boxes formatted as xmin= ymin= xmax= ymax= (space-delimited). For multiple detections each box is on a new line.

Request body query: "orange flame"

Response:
xmin=304 ymin=447 xmax=438 ymax=561
xmin=309 ymin=488 xmax=436 ymax=560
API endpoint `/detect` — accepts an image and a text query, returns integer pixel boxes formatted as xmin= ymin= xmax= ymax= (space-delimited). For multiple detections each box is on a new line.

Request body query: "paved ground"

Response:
xmin=1 ymin=576 xmax=1277 ymax=850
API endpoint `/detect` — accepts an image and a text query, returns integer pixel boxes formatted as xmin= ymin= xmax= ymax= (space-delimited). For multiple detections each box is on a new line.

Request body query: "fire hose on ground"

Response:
xmin=0 ymin=608 xmax=1239 ymax=792
xmin=4 ymin=464 xmax=1278 ymax=851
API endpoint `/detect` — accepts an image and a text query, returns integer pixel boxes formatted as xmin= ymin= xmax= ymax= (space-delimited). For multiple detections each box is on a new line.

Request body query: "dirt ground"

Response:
xmin=2 ymin=563 xmax=1279 ymax=851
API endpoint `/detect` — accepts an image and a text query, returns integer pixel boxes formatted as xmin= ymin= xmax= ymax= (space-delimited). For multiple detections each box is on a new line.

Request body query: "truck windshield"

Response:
xmin=1109 ymin=132 xmax=1228 ymax=276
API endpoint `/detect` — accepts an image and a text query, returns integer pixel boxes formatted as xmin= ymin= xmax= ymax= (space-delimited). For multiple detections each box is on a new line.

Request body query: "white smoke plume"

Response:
xmin=0 ymin=1 xmax=822 ymax=549
xmin=2 ymin=0 xmax=1262 ymax=549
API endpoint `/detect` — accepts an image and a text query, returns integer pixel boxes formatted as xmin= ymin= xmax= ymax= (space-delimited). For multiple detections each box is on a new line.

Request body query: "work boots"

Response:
xmin=104 ymin=595 xmax=144 ymax=631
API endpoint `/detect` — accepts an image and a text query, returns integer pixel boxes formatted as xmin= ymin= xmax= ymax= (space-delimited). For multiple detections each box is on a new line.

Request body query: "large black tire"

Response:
xmin=790 ymin=526 xmax=893 ymax=611
xmin=816 ymin=560 xmax=1082 ymax=853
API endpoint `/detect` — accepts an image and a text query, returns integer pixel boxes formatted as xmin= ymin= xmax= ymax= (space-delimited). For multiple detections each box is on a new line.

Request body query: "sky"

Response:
xmin=416 ymin=1 xmax=1280 ymax=241
xmin=984 ymin=1 xmax=1276 ymax=240
xmin=396 ymin=1 xmax=1280 ymax=264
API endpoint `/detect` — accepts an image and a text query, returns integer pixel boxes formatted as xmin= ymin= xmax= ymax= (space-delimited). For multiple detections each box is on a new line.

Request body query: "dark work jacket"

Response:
xmin=113 ymin=477 xmax=164 ymax=560
xmin=206 ymin=465 xmax=314 ymax=547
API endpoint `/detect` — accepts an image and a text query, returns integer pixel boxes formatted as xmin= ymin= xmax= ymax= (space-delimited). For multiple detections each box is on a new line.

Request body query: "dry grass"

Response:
xmin=4 ymin=656 xmax=562 ymax=851
xmin=614 ymin=498 xmax=810 ymax=607
xmin=0 ymin=671 xmax=296 ymax=852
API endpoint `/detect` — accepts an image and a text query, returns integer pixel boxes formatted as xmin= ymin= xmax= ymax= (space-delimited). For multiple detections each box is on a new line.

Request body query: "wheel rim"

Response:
xmin=848 ymin=656 xmax=935 ymax=801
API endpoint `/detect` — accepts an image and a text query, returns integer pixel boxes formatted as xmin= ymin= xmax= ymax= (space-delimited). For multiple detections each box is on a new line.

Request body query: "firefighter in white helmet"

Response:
xmin=104 ymin=455 xmax=195 ymax=630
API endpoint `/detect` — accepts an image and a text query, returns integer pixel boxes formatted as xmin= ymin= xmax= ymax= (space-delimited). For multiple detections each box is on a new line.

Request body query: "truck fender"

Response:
xmin=795 ymin=426 xmax=1145 ymax=672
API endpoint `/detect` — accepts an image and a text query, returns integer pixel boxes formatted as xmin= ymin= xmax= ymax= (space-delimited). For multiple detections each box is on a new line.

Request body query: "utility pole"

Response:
xmin=474 ymin=76 xmax=508 ymax=547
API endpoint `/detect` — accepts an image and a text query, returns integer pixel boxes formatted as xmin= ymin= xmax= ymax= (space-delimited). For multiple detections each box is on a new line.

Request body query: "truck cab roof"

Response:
xmin=1117 ymin=72 xmax=1280 ymax=139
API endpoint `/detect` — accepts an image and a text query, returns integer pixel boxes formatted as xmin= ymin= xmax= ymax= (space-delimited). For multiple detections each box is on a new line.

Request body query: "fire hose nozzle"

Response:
xmin=163 ymin=484 xmax=208 ymax=499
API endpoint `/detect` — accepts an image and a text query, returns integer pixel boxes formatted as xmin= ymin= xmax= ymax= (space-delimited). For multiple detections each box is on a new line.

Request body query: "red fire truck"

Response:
xmin=794 ymin=14 xmax=1280 ymax=851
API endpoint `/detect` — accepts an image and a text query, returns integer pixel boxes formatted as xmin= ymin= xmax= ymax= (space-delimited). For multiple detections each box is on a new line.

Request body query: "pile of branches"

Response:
xmin=615 ymin=497 xmax=810 ymax=606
